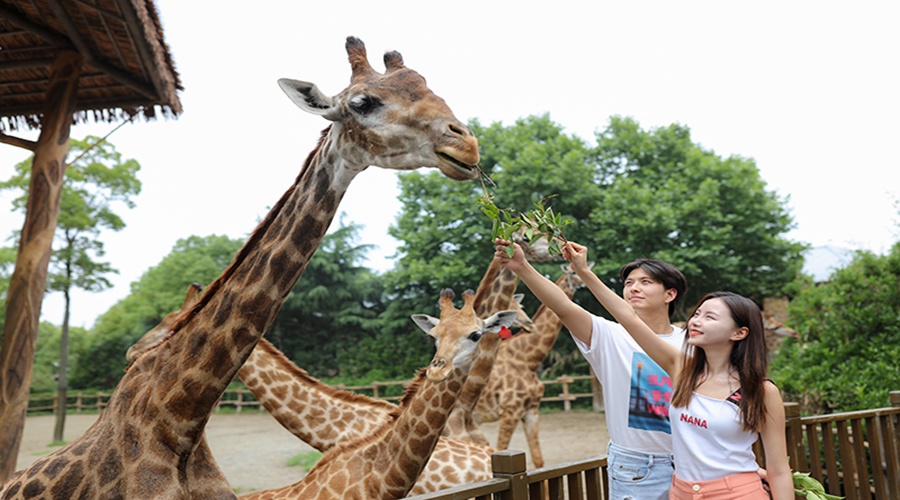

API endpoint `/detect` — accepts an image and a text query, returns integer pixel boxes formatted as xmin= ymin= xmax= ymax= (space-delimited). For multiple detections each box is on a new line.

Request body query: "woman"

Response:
xmin=495 ymin=239 xmax=793 ymax=499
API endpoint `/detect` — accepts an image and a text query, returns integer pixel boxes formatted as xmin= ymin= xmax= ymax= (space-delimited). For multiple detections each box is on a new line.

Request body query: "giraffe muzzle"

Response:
xmin=426 ymin=357 xmax=452 ymax=381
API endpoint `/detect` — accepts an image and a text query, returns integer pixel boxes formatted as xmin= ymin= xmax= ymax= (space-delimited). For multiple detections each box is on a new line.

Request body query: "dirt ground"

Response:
xmin=16 ymin=410 xmax=608 ymax=494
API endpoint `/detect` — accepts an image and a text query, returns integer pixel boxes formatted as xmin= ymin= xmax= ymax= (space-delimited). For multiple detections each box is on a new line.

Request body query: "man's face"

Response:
xmin=623 ymin=268 xmax=675 ymax=314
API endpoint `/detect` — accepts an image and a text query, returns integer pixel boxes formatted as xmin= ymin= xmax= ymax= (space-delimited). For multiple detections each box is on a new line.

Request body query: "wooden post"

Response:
xmin=589 ymin=366 xmax=604 ymax=413
xmin=784 ymin=402 xmax=806 ymax=471
xmin=0 ymin=50 xmax=82 ymax=480
xmin=891 ymin=391 xmax=900 ymax=408
xmin=492 ymin=450 xmax=528 ymax=500
xmin=560 ymin=376 xmax=573 ymax=412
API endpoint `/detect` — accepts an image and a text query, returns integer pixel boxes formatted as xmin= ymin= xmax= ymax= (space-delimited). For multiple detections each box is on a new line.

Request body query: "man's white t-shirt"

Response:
xmin=572 ymin=315 xmax=685 ymax=455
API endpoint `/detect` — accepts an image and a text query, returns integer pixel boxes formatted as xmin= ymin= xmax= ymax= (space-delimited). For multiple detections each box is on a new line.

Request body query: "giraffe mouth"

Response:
xmin=436 ymin=152 xmax=479 ymax=180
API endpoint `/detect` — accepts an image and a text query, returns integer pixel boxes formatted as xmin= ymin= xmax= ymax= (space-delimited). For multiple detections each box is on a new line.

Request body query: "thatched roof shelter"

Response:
xmin=0 ymin=0 xmax=182 ymax=480
xmin=0 ymin=0 xmax=182 ymax=135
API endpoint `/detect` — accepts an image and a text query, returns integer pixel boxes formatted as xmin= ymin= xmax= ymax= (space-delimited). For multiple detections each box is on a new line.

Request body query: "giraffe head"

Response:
xmin=513 ymin=227 xmax=555 ymax=263
xmin=412 ymin=289 xmax=517 ymax=382
xmin=279 ymin=36 xmax=480 ymax=180
xmin=560 ymin=263 xmax=589 ymax=293
xmin=509 ymin=293 xmax=534 ymax=333
xmin=125 ymin=282 xmax=203 ymax=363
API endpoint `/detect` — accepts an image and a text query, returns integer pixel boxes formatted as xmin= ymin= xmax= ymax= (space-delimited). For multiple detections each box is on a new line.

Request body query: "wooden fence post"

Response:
xmin=492 ymin=450 xmax=528 ymax=500
xmin=891 ymin=391 xmax=900 ymax=408
xmin=560 ymin=376 xmax=573 ymax=412
xmin=784 ymin=402 xmax=806 ymax=471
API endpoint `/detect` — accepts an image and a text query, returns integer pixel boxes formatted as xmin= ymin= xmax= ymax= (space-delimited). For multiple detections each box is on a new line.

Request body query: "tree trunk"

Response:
xmin=0 ymin=51 xmax=81 ymax=480
xmin=52 ymin=289 xmax=71 ymax=443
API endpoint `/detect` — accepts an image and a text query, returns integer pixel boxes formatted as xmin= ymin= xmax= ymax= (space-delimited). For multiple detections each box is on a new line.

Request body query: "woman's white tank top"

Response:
xmin=669 ymin=390 xmax=759 ymax=481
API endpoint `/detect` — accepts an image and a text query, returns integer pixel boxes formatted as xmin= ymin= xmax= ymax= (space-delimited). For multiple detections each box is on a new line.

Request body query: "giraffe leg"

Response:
xmin=495 ymin=409 xmax=523 ymax=451
xmin=522 ymin=407 xmax=544 ymax=469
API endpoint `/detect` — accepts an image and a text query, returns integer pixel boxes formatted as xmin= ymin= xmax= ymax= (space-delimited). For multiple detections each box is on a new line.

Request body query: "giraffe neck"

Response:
xmin=118 ymin=131 xmax=360 ymax=454
xmin=510 ymin=274 xmax=577 ymax=372
xmin=237 ymin=338 xmax=395 ymax=451
xmin=473 ymin=257 xmax=519 ymax=318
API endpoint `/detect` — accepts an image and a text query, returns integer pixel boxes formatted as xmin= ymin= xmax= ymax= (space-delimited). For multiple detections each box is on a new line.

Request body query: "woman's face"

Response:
xmin=686 ymin=297 xmax=742 ymax=347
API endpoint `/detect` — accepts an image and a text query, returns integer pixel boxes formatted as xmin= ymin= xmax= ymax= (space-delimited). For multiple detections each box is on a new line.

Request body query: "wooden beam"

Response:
xmin=0 ymin=132 xmax=37 ymax=151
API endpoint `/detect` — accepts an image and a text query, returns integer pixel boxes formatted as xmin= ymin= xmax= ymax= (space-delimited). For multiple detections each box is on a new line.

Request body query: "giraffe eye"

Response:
xmin=349 ymin=95 xmax=382 ymax=115
xmin=467 ymin=332 xmax=483 ymax=342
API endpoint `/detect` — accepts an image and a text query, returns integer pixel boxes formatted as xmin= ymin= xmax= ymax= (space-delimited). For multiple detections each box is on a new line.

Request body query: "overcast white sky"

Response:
xmin=1 ymin=1 xmax=898 ymax=328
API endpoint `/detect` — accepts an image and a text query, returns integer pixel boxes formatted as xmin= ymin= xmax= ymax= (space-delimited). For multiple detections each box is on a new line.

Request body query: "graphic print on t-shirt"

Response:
xmin=627 ymin=352 xmax=673 ymax=433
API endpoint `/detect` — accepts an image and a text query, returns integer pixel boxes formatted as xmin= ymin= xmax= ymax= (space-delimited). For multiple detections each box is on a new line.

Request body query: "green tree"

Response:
xmin=70 ymin=234 xmax=244 ymax=389
xmin=589 ymin=116 xmax=806 ymax=309
xmin=771 ymin=244 xmax=900 ymax=413
xmin=267 ymin=218 xmax=386 ymax=379
xmin=30 ymin=322 xmax=89 ymax=394
xmin=0 ymin=136 xmax=141 ymax=442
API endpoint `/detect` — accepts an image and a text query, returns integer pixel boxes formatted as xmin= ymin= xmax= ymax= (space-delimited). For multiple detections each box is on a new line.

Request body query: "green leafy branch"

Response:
xmin=477 ymin=176 xmax=573 ymax=257
xmin=792 ymin=471 xmax=843 ymax=499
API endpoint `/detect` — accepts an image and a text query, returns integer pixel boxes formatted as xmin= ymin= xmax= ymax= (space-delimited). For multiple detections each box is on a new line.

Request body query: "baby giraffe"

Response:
xmin=239 ymin=289 xmax=516 ymax=500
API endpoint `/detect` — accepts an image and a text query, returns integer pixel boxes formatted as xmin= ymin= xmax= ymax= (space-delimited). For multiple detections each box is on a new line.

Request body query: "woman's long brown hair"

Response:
xmin=671 ymin=292 xmax=770 ymax=433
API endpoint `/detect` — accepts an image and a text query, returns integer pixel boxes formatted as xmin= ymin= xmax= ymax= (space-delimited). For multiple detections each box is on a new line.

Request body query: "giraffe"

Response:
xmin=440 ymin=235 xmax=555 ymax=446
xmin=472 ymin=264 xmax=586 ymax=469
xmin=239 ymin=289 xmax=517 ymax=499
xmin=0 ymin=36 xmax=479 ymax=499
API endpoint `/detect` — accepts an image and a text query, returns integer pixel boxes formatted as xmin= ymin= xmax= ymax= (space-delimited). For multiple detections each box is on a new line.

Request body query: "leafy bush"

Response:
xmin=771 ymin=243 xmax=900 ymax=413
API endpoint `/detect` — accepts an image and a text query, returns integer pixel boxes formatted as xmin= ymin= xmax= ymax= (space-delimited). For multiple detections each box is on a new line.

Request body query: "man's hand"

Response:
xmin=494 ymin=238 xmax=527 ymax=272
xmin=561 ymin=241 xmax=590 ymax=273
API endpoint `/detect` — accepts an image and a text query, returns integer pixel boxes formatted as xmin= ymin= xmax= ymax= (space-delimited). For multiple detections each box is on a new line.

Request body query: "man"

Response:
xmin=495 ymin=239 xmax=687 ymax=500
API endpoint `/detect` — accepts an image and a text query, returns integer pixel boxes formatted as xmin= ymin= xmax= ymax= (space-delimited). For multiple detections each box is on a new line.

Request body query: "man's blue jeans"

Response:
xmin=607 ymin=441 xmax=675 ymax=500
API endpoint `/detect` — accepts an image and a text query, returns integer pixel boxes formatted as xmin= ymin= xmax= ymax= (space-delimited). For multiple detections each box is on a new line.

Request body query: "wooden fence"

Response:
xmin=26 ymin=374 xmax=598 ymax=415
xmin=404 ymin=391 xmax=900 ymax=500
xmin=26 ymin=386 xmax=900 ymax=499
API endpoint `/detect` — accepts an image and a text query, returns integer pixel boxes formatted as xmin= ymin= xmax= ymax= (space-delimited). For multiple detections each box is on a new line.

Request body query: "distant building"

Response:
xmin=803 ymin=245 xmax=855 ymax=283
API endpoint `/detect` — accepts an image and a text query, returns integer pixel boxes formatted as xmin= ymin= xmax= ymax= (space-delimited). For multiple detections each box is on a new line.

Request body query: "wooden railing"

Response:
xmin=779 ymin=391 xmax=900 ymax=500
xmin=406 ymin=450 xmax=608 ymax=500
xmin=26 ymin=374 xmax=599 ymax=415
xmin=405 ymin=391 xmax=900 ymax=500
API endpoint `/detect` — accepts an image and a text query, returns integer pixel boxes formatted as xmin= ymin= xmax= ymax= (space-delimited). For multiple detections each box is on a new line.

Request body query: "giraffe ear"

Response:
xmin=278 ymin=78 xmax=341 ymax=121
xmin=512 ymin=293 xmax=525 ymax=305
xmin=410 ymin=314 xmax=440 ymax=335
xmin=482 ymin=310 xmax=519 ymax=333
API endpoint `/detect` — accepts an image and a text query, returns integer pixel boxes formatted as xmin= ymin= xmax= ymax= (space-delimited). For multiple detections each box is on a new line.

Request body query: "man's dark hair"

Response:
xmin=619 ymin=259 xmax=688 ymax=319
